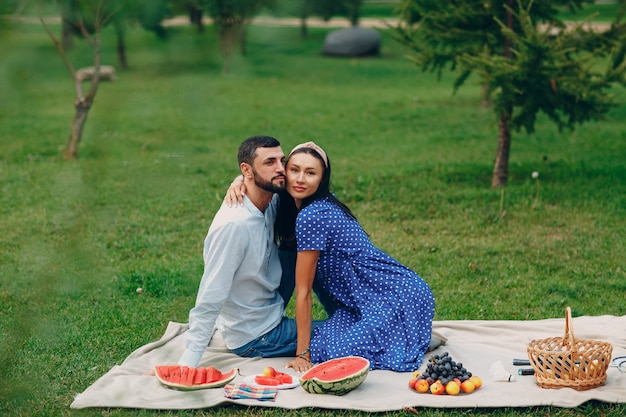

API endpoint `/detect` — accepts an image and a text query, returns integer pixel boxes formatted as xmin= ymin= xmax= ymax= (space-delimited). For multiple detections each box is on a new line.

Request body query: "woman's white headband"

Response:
xmin=288 ymin=141 xmax=328 ymax=167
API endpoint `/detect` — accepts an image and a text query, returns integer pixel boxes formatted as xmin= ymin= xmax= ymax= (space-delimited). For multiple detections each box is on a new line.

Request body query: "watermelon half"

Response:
xmin=154 ymin=365 xmax=238 ymax=391
xmin=300 ymin=356 xmax=370 ymax=395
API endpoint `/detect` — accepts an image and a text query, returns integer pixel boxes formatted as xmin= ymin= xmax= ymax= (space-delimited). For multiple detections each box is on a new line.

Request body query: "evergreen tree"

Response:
xmin=394 ymin=0 xmax=626 ymax=187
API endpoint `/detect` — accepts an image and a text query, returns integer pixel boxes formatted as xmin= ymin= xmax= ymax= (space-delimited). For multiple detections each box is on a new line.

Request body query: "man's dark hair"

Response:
xmin=238 ymin=136 xmax=281 ymax=166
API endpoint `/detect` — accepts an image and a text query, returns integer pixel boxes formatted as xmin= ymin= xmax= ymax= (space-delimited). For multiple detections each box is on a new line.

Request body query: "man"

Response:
xmin=178 ymin=136 xmax=301 ymax=367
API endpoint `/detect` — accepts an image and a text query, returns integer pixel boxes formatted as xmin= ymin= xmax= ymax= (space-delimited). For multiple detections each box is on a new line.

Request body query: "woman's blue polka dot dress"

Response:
xmin=296 ymin=198 xmax=435 ymax=371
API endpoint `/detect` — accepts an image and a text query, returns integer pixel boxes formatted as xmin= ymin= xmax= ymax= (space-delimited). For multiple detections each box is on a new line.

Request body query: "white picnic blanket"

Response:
xmin=70 ymin=314 xmax=626 ymax=411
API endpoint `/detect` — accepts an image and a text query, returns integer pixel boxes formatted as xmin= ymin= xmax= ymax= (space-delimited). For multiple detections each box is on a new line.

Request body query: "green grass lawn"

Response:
xmin=1 ymin=15 xmax=625 ymax=417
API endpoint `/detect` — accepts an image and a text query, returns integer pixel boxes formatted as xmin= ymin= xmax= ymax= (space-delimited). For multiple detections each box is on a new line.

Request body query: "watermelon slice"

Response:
xmin=205 ymin=366 xmax=222 ymax=383
xmin=185 ymin=367 xmax=197 ymax=385
xmin=154 ymin=365 xmax=238 ymax=391
xmin=254 ymin=375 xmax=281 ymax=386
xmin=180 ymin=366 xmax=189 ymax=384
xmin=193 ymin=367 xmax=207 ymax=385
xmin=277 ymin=372 xmax=293 ymax=384
xmin=161 ymin=365 xmax=181 ymax=384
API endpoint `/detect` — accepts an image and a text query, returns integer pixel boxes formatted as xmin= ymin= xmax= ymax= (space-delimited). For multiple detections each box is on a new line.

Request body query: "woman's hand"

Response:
xmin=286 ymin=356 xmax=313 ymax=373
xmin=224 ymin=175 xmax=245 ymax=207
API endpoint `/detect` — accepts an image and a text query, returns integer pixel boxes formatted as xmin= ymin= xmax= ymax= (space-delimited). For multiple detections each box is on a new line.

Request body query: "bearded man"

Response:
xmin=178 ymin=135 xmax=305 ymax=367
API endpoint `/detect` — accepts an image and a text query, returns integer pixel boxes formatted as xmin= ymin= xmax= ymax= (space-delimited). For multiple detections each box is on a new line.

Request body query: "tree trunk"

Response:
xmin=239 ymin=25 xmax=247 ymax=56
xmin=350 ymin=10 xmax=359 ymax=27
xmin=190 ymin=7 xmax=204 ymax=33
xmin=490 ymin=0 xmax=515 ymax=187
xmin=491 ymin=110 xmax=511 ymax=188
xmin=349 ymin=0 xmax=361 ymax=27
xmin=114 ymin=20 xmax=127 ymax=70
xmin=300 ymin=17 xmax=308 ymax=39
xmin=219 ymin=22 xmax=235 ymax=73
xmin=64 ymin=100 xmax=92 ymax=160
xmin=61 ymin=15 xmax=73 ymax=50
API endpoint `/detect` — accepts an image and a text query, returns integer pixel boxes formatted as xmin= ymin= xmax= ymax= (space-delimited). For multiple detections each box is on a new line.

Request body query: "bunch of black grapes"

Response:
xmin=418 ymin=352 xmax=473 ymax=386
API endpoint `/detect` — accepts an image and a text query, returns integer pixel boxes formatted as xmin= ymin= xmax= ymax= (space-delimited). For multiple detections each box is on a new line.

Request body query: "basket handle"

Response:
xmin=562 ymin=306 xmax=576 ymax=349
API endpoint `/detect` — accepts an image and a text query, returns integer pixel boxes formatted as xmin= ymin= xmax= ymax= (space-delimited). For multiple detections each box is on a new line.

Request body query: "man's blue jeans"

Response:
xmin=230 ymin=316 xmax=323 ymax=358
xmin=230 ymin=249 xmax=334 ymax=358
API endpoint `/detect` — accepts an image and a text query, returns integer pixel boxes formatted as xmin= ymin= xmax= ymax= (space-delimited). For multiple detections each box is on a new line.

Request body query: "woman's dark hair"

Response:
xmin=275 ymin=147 xmax=356 ymax=249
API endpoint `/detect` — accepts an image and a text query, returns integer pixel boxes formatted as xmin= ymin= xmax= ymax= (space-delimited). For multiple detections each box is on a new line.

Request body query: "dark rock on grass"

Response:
xmin=322 ymin=27 xmax=381 ymax=57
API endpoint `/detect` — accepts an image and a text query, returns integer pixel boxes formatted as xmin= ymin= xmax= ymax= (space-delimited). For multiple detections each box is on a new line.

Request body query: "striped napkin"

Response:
xmin=223 ymin=383 xmax=278 ymax=401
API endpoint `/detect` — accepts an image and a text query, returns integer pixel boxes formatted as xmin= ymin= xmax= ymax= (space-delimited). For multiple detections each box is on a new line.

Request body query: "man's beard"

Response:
xmin=253 ymin=170 xmax=285 ymax=193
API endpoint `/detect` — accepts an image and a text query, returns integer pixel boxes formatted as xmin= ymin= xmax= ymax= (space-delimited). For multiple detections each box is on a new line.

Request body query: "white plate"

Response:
xmin=244 ymin=374 xmax=300 ymax=390
xmin=154 ymin=366 xmax=238 ymax=391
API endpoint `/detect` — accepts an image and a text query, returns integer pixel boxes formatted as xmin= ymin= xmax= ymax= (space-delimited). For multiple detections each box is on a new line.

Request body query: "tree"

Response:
xmin=270 ymin=0 xmax=365 ymax=39
xmin=170 ymin=0 xmax=206 ymax=33
xmin=131 ymin=0 xmax=171 ymax=39
xmin=60 ymin=0 xmax=170 ymax=70
xmin=198 ymin=0 xmax=275 ymax=72
xmin=270 ymin=0 xmax=315 ymax=38
xmin=60 ymin=0 xmax=75 ymax=49
xmin=341 ymin=0 xmax=364 ymax=27
xmin=394 ymin=0 xmax=626 ymax=187
xmin=39 ymin=0 xmax=122 ymax=160
xmin=117 ymin=0 xmax=171 ymax=68
xmin=310 ymin=0 xmax=364 ymax=27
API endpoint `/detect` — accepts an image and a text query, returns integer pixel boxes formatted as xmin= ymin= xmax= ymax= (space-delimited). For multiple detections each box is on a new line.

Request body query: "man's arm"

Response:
xmin=178 ymin=221 xmax=245 ymax=367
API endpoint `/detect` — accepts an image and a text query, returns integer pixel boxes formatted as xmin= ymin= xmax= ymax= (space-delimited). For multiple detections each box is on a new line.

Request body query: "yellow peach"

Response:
xmin=445 ymin=380 xmax=461 ymax=395
xmin=461 ymin=379 xmax=476 ymax=393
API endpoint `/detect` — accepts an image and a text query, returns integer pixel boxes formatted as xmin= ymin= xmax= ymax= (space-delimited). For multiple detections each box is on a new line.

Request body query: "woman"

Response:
xmin=280 ymin=142 xmax=435 ymax=372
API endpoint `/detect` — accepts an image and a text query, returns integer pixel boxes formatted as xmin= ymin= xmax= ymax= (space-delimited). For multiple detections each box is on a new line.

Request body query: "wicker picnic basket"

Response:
xmin=527 ymin=307 xmax=613 ymax=390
